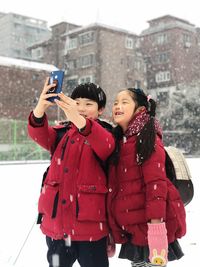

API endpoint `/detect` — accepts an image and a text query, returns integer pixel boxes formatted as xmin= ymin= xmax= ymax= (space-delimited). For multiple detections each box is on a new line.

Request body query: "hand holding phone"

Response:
xmin=47 ymin=70 xmax=64 ymax=102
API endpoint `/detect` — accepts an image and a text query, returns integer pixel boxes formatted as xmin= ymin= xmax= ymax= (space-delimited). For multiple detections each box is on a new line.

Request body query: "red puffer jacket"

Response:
xmin=28 ymin=112 xmax=115 ymax=241
xmin=107 ymin=133 xmax=186 ymax=246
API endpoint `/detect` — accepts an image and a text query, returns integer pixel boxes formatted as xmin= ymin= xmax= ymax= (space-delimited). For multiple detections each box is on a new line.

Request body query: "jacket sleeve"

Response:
xmin=27 ymin=111 xmax=57 ymax=152
xmin=79 ymin=119 xmax=115 ymax=161
xmin=141 ymin=136 xmax=168 ymax=222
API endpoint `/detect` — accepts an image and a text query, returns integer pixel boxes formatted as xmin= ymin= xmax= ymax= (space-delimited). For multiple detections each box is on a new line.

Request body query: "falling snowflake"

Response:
xmin=52 ymin=254 xmax=59 ymax=267
xmin=65 ymin=235 xmax=71 ymax=247
xmin=99 ymin=222 xmax=103 ymax=231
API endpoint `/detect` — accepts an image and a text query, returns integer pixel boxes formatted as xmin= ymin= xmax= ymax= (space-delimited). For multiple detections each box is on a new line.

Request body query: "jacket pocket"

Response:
xmin=38 ymin=181 xmax=60 ymax=219
xmin=77 ymin=184 xmax=108 ymax=222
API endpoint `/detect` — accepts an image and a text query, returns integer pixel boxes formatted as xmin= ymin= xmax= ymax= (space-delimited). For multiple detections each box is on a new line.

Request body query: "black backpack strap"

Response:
xmin=165 ymin=150 xmax=176 ymax=185
xmin=51 ymin=123 xmax=70 ymax=154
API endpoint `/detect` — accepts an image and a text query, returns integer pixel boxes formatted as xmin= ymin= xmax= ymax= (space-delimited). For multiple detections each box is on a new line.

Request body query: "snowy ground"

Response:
xmin=0 ymin=158 xmax=199 ymax=267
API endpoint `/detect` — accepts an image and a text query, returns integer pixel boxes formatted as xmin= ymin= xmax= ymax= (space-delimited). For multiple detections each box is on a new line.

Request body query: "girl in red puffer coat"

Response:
xmin=107 ymin=88 xmax=186 ymax=267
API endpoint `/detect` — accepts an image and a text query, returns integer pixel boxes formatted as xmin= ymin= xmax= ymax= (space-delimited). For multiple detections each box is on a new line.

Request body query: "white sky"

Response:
xmin=1 ymin=0 xmax=200 ymax=34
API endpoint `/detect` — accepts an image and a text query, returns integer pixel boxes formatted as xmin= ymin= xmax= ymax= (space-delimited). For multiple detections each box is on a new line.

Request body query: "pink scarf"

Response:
xmin=125 ymin=109 xmax=163 ymax=138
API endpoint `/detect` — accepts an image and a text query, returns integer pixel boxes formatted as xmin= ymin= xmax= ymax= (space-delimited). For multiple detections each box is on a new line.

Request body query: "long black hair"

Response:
xmin=111 ymin=88 xmax=157 ymax=165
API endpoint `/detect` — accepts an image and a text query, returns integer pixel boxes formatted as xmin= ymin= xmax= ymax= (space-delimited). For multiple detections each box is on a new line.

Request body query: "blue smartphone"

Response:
xmin=47 ymin=70 xmax=64 ymax=102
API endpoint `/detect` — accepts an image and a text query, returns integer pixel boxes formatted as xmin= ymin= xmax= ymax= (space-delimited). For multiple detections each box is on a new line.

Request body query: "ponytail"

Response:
xmin=136 ymin=97 xmax=157 ymax=164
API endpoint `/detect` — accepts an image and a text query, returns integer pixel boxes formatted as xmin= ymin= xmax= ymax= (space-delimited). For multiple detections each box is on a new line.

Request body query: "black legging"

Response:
xmin=46 ymin=236 xmax=109 ymax=267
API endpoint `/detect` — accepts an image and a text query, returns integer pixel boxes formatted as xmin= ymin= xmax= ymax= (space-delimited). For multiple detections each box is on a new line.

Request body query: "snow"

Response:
xmin=0 ymin=158 xmax=199 ymax=267
xmin=0 ymin=56 xmax=58 ymax=72
xmin=64 ymin=22 xmax=137 ymax=37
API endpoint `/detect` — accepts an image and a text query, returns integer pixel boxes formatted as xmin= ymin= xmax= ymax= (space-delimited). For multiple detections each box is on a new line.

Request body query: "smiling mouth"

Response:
xmin=115 ymin=112 xmax=124 ymax=116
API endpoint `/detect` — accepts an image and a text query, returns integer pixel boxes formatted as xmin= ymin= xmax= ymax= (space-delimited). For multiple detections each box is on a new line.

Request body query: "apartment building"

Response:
xmin=30 ymin=22 xmax=80 ymax=68
xmin=140 ymin=15 xmax=200 ymax=101
xmin=63 ymin=23 xmax=146 ymax=116
xmin=0 ymin=12 xmax=51 ymax=60
xmin=0 ymin=13 xmax=199 ymax=153
xmin=139 ymin=15 xmax=200 ymax=154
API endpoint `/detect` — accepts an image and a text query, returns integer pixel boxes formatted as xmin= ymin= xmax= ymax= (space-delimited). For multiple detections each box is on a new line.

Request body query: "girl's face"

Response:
xmin=75 ymin=98 xmax=103 ymax=120
xmin=112 ymin=90 xmax=137 ymax=131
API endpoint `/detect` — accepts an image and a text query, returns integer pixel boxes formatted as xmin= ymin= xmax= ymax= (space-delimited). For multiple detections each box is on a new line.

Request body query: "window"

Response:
xmin=13 ymin=35 xmax=23 ymax=42
xmin=32 ymin=74 xmax=39 ymax=81
xmin=66 ymin=77 xmax=78 ymax=94
xmin=79 ymin=54 xmax=95 ymax=68
xmin=155 ymin=71 xmax=170 ymax=83
xmin=67 ymin=60 xmax=77 ymax=70
xmin=125 ymin=37 xmax=134 ymax=49
xmin=127 ymin=56 xmax=134 ymax=68
xmin=127 ymin=57 xmax=142 ymax=70
xmin=66 ymin=37 xmax=77 ymax=50
xmin=14 ymin=23 xmax=21 ymax=30
xmin=157 ymin=91 xmax=169 ymax=105
xmin=31 ymin=47 xmax=43 ymax=60
xmin=183 ymin=33 xmax=191 ymax=48
xmin=79 ymin=75 xmax=94 ymax=84
xmin=135 ymin=39 xmax=140 ymax=48
xmin=13 ymin=49 xmax=21 ymax=56
xmin=155 ymin=52 xmax=169 ymax=64
xmin=183 ymin=33 xmax=191 ymax=43
xmin=79 ymin=31 xmax=95 ymax=46
xmin=134 ymin=60 xmax=141 ymax=70
xmin=157 ymin=33 xmax=168 ymax=45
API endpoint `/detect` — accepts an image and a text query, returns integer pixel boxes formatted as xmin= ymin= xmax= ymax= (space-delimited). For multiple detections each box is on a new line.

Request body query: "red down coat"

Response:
xmin=28 ymin=112 xmax=115 ymax=241
xmin=107 ymin=116 xmax=186 ymax=246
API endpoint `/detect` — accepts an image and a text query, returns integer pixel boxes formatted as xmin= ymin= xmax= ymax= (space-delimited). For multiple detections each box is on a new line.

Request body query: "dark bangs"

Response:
xmin=71 ymin=83 xmax=106 ymax=109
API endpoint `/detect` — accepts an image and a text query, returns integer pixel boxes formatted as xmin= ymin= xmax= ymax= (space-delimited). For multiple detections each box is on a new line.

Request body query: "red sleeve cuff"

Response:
xmin=29 ymin=111 xmax=46 ymax=127
xmin=78 ymin=118 xmax=92 ymax=136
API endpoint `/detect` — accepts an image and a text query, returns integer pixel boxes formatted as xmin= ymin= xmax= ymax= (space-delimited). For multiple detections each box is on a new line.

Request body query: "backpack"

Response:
xmin=164 ymin=146 xmax=194 ymax=206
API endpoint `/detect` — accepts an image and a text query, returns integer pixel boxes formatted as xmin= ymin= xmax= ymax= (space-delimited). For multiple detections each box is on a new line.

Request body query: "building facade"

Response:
xmin=139 ymin=15 xmax=200 ymax=154
xmin=0 ymin=56 xmax=58 ymax=120
xmin=0 ymin=13 xmax=200 ymax=155
xmin=29 ymin=22 xmax=146 ymax=118
xmin=30 ymin=22 xmax=80 ymax=68
xmin=63 ymin=23 xmax=146 ymax=117
xmin=0 ymin=12 xmax=51 ymax=60
xmin=140 ymin=15 xmax=200 ymax=99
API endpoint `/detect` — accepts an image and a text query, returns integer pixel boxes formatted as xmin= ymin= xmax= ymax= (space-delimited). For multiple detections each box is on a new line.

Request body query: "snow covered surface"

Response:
xmin=0 ymin=56 xmax=57 ymax=72
xmin=0 ymin=158 xmax=199 ymax=267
